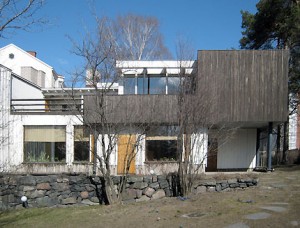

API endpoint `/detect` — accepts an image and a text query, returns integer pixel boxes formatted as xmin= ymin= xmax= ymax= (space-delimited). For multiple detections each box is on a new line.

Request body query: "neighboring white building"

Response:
xmin=0 ymin=44 xmax=64 ymax=88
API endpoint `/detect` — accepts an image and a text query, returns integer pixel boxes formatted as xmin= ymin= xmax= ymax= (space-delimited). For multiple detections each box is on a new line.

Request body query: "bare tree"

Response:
xmin=113 ymin=14 xmax=171 ymax=60
xmin=175 ymin=39 xmax=239 ymax=196
xmin=69 ymin=15 xmax=170 ymax=205
xmin=0 ymin=0 xmax=48 ymax=38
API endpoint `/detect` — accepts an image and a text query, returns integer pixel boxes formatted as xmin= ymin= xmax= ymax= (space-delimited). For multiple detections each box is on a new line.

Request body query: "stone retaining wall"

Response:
xmin=192 ymin=177 xmax=259 ymax=194
xmin=0 ymin=173 xmax=258 ymax=210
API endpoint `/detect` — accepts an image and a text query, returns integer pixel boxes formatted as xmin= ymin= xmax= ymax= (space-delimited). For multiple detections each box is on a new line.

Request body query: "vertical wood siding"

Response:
xmin=84 ymin=50 xmax=289 ymax=125
xmin=197 ymin=50 xmax=289 ymax=123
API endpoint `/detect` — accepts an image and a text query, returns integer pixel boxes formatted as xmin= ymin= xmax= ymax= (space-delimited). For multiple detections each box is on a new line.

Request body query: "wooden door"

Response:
xmin=117 ymin=135 xmax=136 ymax=174
xmin=206 ymin=138 xmax=218 ymax=172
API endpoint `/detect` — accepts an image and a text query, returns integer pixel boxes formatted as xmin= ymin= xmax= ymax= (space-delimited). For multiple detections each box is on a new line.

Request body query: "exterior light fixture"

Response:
xmin=21 ymin=196 xmax=28 ymax=208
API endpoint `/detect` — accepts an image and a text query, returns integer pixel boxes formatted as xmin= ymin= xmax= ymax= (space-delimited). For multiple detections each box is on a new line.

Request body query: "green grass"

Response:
xmin=0 ymin=206 xmax=103 ymax=228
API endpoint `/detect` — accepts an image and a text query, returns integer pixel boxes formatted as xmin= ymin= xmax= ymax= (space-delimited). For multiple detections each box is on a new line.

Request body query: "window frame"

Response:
xmin=145 ymin=126 xmax=179 ymax=162
xmin=23 ymin=125 xmax=66 ymax=163
xmin=73 ymin=125 xmax=92 ymax=163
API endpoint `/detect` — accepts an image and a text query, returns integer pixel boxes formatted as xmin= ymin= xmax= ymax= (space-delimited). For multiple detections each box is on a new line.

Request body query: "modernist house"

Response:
xmin=0 ymin=44 xmax=289 ymax=175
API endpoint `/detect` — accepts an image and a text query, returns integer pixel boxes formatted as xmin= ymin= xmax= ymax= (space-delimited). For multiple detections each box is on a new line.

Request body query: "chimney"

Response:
xmin=27 ymin=51 xmax=37 ymax=57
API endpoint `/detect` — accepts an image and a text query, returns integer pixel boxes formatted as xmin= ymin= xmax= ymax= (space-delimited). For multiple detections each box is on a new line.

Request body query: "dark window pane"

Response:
xmin=24 ymin=142 xmax=66 ymax=162
xmin=74 ymin=141 xmax=90 ymax=161
xmin=146 ymin=140 xmax=178 ymax=161
xmin=74 ymin=126 xmax=90 ymax=162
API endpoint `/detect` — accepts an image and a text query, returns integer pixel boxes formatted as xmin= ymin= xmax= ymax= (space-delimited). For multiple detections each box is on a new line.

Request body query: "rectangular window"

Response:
xmin=149 ymin=76 xmax=166 ymax=94
xmin=145 ymin=126 xmax=179 ymax=162
xmin=24 ymin=126 xmax=66 ymax=162
xmin=123 ymin=76 xmax=136 ymax=95
xmin=167 ymin=76 xmax=180 ymax=94
xmin=137 ymin=76 xmax=148 ymax=94
xmin=74 ymin=126 xmax=90 ymax=162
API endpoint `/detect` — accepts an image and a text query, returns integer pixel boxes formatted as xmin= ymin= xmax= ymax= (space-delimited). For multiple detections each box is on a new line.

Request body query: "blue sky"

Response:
xmin=0 ymin=0 xmax=259 ymax=83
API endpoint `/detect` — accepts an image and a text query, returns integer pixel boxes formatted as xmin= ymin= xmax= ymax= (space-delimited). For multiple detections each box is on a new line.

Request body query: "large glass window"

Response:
xmin=74 ymin=126 xmax=90 ymax=162
xmin=126 ymin=74 xmax=186 ymax=95
xmin=24 ymin=126 xmax=66 ymax=162
xmin=167 ymin=76 xmax=180 ymax=94
xmin=149 ymin=76 xmax=166 ymax=94
xmin=123 ymin=76 xmax=135 ymax=94
xmin=145 ymin=126 xmax=179 ymax=162
xmin=137 ymin=76 xmax=148 ymax=94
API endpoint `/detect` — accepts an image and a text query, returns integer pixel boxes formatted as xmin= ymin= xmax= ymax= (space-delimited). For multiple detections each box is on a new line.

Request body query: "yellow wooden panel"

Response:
xmin=117 ymin=135 xmax=136 ymax=174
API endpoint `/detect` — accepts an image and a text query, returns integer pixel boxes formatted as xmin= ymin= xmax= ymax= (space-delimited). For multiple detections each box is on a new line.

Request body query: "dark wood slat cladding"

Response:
xmin=83 ymin=50 xmax=289 ymax=125
xmin=197 ymin=50 xmax=289 ymax=123
xmin=84 ymin=95 xmax=179 ymax=124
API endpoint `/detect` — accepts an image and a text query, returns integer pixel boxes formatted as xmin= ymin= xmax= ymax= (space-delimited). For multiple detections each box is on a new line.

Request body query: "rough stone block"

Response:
xmin=228 ymin=178 xmax=238 ymax=184
xmin=159 ymin=180 xmax=169 ymax=189
xmin=229 ymin=183 xmax=239 ymax=188
xmin=133 ymin=181 xmax=148 ymax=189
xmin=2 ymin=194 xmax=16 ymax=204
xmin=143 ymin=176 xmax=152 ymax=184
xmin=37 ymin=183 xmax=51 ymax=190
xmin=62 ymin=197 xmax=77 ymax=205
xmin=149 ymin=182 xmax=160 ymax=190
xmin=81 ymin=199 xmax=99 ymax=205
xmin=221 ymin=183 xmax=229 ymax=190
xmin=23 ymin=186 xmax=35 ymax=191
xmin=143 ymin=187 xmax=155 ymax=197
xmin=239 ymin=183 xmax=247 ymax=188
xmin=215 ymin=184 xmax=222 ymax=192
xmin=136 ymin=190 xmax=143 ymax=199
xmin=151 ymin=189 xmax=165 ymax=200
xmin=195 ymin=186 xmax=207 ymax=194
xmin=90 ymin=197 xmax=100 ymax=203
xmin=29 ymin=190 xmax=46 ymax=199
xmin=157 ymin=175 xmax=166 ymax=182
xmin=70 ymin=184 xmax=85 ymax=192
xmin=57 ymin=178 xmax=69 ymax=183
xmin=52 ymin=183 xmax=69 ymax=192
xmin=127 ymin=176 xmax=143 ymax=183
xmin=136 ymin=195 xmax=150 ymax=202
xmin=36 ymin=196 xmax=57 ymax=207
xmin=80 ymin=191 xmax=89 ymax=199
xmin=35 ymin=176 xmax=51 ymax=184
xmin=85 ymin=184 xmax=96 ymax=192
xmin=239 ymin=178 xmax=253 ymax=183
xmin=19 ymin=176 xmax=36 ymax=186
xmin=122 ymin=188 xmax=137 ymax=200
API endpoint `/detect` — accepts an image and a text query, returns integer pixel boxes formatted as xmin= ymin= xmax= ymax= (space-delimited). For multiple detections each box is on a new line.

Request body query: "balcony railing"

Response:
xmin=11 ymin=97 xmax=84 ymax=114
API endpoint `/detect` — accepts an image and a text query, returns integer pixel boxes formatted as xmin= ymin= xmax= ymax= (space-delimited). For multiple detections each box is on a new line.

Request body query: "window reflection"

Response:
xmin=124 ymin=74 xmax=183 ymax=95
xmin=124 ymin=76 xmax=135 ymax=94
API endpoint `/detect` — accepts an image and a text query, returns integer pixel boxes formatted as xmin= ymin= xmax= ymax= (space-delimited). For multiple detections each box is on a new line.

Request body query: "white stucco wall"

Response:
xmin=289 ymin=112 xmax=297 ymax=150
xmin=218 ymin=129 xmax=257 ymax=169
xmin=0 ymin=66 xmax=12 ymax=172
